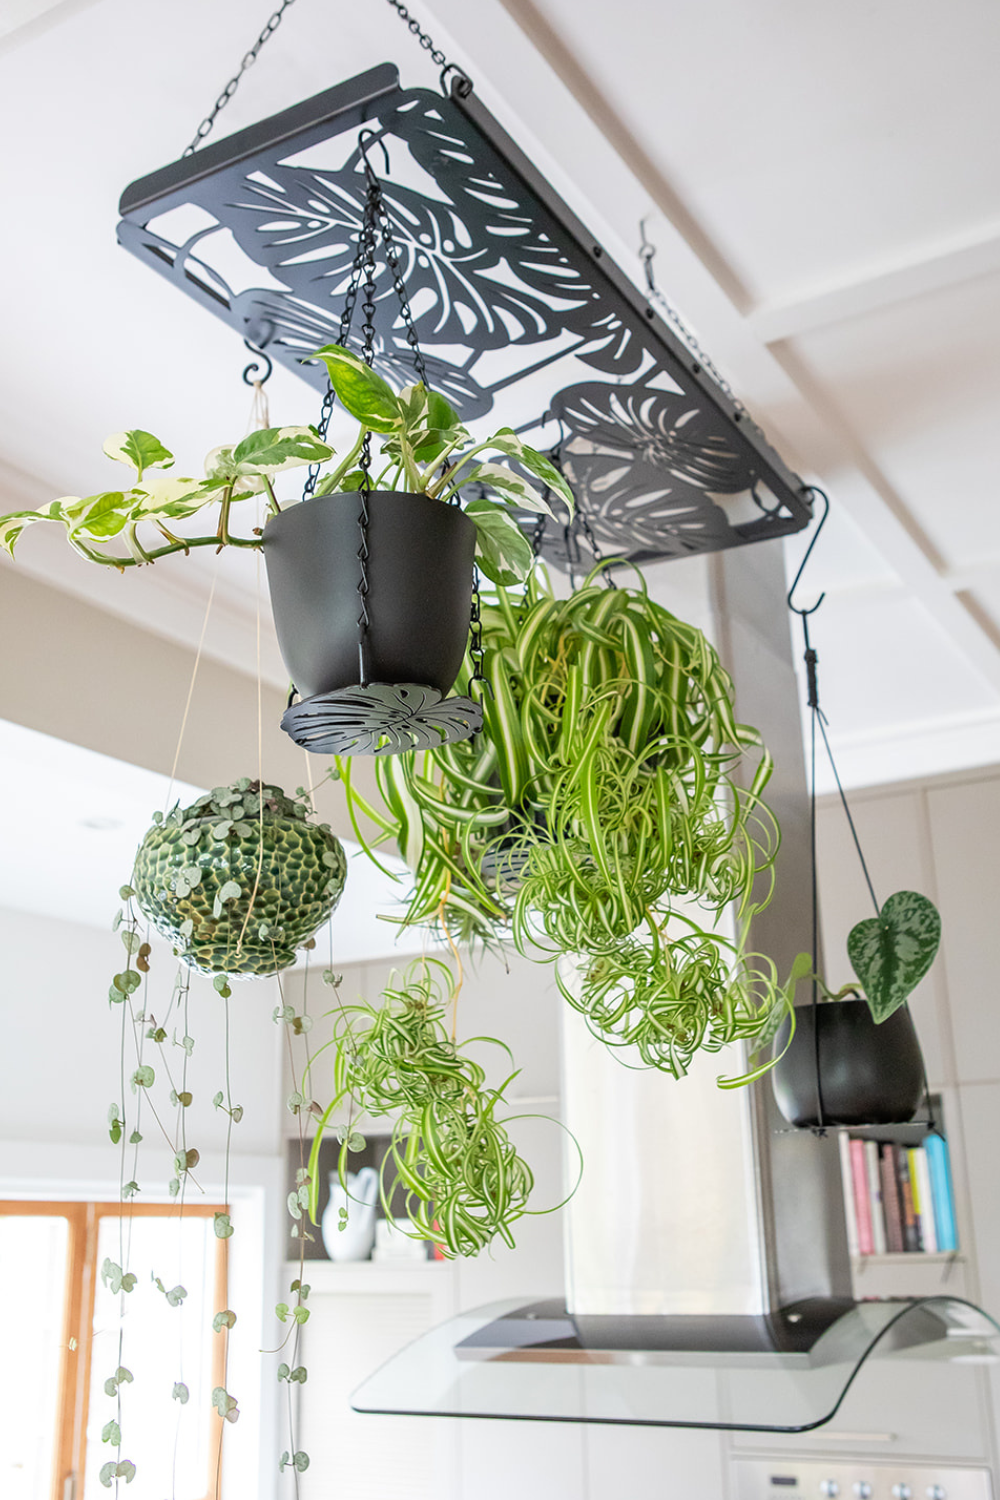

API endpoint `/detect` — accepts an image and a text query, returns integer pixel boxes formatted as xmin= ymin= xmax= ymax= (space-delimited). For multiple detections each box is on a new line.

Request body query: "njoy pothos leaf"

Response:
xmin=847 ymin=889 xmax=942 ymax=1023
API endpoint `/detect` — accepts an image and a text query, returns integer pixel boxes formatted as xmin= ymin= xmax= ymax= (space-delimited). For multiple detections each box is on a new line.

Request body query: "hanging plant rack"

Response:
xmin=117 ymin=62 xmax=813 ymax=570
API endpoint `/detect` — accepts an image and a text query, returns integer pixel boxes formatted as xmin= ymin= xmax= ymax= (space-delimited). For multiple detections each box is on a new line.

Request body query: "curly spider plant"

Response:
xmin=306 ymin=958 xmax=538 ymax=1257
xmin=338 ymin=566 xmax=793 ymax=1082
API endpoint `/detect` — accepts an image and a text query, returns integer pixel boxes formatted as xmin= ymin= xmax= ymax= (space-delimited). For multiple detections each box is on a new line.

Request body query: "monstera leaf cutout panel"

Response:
xmin=118 ymin=63 xmax=810 ymax=567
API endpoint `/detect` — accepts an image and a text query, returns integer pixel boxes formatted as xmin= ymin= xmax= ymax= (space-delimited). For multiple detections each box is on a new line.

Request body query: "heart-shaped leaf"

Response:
xmin=847 ymin=890 xmax=941 ymax=1023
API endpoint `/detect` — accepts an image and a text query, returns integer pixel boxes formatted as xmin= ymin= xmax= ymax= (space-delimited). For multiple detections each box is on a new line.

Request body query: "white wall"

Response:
xmin=0 ymin=905 xmax=287 ymax=1499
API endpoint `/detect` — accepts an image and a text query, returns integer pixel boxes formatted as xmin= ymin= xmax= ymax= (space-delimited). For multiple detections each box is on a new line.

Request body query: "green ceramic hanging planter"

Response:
xmin=132 ymin=779 xmax=347 ymax=977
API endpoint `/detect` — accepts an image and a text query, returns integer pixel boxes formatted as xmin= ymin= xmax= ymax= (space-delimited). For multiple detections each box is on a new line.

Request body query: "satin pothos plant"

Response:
xmin=0 ymin=348 xmax=572 ymax=585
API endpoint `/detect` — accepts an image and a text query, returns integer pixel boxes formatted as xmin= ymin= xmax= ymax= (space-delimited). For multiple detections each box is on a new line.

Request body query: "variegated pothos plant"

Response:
xmin=0 ymin=347 xmax=573 ymax=583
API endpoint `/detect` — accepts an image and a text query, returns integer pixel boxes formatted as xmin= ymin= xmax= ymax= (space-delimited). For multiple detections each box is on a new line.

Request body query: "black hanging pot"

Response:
xmin=771 ymin=999 xmax=925 ymax=1128
xmin=264 ymin=490 xmax=482 ymax=754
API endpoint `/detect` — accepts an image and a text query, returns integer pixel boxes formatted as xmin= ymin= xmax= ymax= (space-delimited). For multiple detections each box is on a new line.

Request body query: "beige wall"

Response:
xmin=0 ymin=566 xmax=379 ymax=842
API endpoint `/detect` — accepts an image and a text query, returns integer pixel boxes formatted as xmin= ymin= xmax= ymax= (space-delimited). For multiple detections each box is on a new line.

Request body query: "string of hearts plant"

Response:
xmin=338 ymin=566 xmax=800 ymax=1085
xmin=96 ymin=778 xmax=349 ymax=1492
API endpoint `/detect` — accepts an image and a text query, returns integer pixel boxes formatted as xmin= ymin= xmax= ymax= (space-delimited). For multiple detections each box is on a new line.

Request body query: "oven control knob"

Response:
xmin=819 ymin=1484 xmax=840 ymax=1498
xmin=926 ymin=1489 xmax=947 ymax=1500
xmin=891 ymin=1487 xmax=912 ymax=1500
xmin=853 ymin=1485 xmax=873 ymax=1499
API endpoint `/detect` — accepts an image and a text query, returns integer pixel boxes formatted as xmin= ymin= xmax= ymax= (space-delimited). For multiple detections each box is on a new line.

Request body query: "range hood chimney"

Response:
xmin=351 ymin=543 xmax=1000 ymax=1430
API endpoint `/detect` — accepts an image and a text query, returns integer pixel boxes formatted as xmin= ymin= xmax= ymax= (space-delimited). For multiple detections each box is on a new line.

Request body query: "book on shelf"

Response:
xmin=849 ymin=1137 xmax=874 ymax=1255
xmin=910 ymin=1145 xmax=938 ymax=1253
xmin=838 ymin=1133 xmax=860 ymax=1256
xmin=925 ymin=1132 xmax=958 ymax=1252
xmin=864 ymin=1140 xmax=887 ymax=1255
xmin=879 ymin=1146 xmax=904 ymax=1253
xmin=839 ymin=1130 xmax=958 ymax=1257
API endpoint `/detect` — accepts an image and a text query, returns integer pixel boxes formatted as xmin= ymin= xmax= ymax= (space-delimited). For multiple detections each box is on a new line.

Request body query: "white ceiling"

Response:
xmin=1 ymin=0 xmax=998 ymax=822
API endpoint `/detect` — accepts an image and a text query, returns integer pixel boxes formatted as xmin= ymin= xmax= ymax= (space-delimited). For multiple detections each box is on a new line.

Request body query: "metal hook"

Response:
xmin=638 ymin=217 xmax=657 ymax=293
xmin=242 ymin=338 xmax=273 ymax=386
xmin=440 ymin=63 xmax=473 ymax=98
xmin=786 ymin=487 xmax=831 ymax=618
xmin=357 ymin=128 xmax=390 ymax=181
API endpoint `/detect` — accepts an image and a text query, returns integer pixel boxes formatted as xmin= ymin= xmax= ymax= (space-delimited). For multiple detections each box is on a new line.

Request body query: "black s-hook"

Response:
xmin=787 ymin=487 xmax=831 ymax=621
xmin=242 ymin=338 xmax=273 ymax=386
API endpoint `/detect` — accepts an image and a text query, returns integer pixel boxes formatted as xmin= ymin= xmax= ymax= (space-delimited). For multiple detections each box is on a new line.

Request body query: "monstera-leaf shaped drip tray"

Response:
xmin=117 ymin=64 xmax=812 ymax=570
xmin=349 ymin=1296 xmax=1000 ymax=1431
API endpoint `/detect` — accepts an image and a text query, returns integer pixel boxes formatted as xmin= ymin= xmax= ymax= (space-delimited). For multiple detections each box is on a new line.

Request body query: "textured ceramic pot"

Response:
xmin=263 ymin=490 xmax=476 ymax=700
xmin=771 ymin=998 xmax=925 ymax=1128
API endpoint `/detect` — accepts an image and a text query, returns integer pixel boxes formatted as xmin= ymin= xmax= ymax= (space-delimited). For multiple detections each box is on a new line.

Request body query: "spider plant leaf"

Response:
xmin=619 ymin=607 xmax=657 ymax=754
xmin=309 ymin=345 xmax=402 ymax=433
xmin=483 ymin=650 xmax=529 ymax=805
xmin=103 ymin=430 xmax=174 ymax=480
xmin=465 ymin=498 xmax=534 ymax=585
xmin=847 ymin=890 xmax=941 ymax=1022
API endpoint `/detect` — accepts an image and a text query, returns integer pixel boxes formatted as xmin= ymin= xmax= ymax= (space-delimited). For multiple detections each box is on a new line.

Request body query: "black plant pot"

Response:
xmin=771 ymin=999 xmax=925 ymax=1128
xmin=263 ymin=490 xmax=476 ymax=700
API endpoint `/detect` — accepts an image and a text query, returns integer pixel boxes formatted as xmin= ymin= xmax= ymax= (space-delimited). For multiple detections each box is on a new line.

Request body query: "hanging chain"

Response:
xmin=373 ymin=189 xmax=430 ymax=387
xmin=182 ymin=0 xmax=297 ymax=156
xmin=637 ymin=221 xmax=767 ymax=442
xmin=383 ymin=0 xmax=473 ymax=95
xmin=301 ymin=384 xmax=336 ymax=500
xmin=468 ymin=569 xmax=490 ymax=698
xmin=547 ymin=445 xmax=613 ymax=589
xmin=302 ymin=224 xmax=367 ymax=500
xmin=576 ymin=507 xmax=615 ymax=589
xmin=353 ymin=169 xmax=384 ymax=687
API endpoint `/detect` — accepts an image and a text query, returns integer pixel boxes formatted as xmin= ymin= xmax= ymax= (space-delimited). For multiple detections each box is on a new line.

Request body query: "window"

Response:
xmin=0 ymin=1202 xmax=228 ymax=1500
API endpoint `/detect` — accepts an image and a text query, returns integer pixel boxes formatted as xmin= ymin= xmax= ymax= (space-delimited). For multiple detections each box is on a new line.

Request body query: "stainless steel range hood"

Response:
xmin=350 ymin=543 xmax=1000 ymax=1430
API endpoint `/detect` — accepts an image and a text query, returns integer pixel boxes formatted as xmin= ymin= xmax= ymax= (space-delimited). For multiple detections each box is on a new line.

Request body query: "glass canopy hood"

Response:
xmin=352 ymin=1296 xmax=1000 ymax=1432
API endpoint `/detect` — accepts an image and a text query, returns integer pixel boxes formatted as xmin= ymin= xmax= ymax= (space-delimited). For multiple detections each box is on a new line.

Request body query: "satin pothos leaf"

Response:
xmin=231 ymin=425 xmax=335 ymax=474
xmin=309 ymin=345 xmax=401 ymax=432
xmin=464 ymin=462 xmax=556 ymax=516
xmin=465 ymin=498 xmax=534 ymax=585
xmin=847 ymin=890 xmax=941 ymax=1023
xmin=103 ymin=430 xmax=174 ymax=480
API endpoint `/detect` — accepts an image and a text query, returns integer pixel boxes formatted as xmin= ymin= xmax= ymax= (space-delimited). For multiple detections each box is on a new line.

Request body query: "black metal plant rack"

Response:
xmin=117 ymin=63 xmax=814 ymax=573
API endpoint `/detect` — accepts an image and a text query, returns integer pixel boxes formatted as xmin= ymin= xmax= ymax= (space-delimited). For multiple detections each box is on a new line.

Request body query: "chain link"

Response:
xmin=468 ymin=568 xmax=490 ymax=697
xmin=637 ymin=224 xmax=768 ymax=444
xmin=383 ymin=0 xmax=473 ymax=94
xmin=182 ymin=0 xmax=297 ymax=157
xmin=373 ymin=188 xmax=430 ymax=388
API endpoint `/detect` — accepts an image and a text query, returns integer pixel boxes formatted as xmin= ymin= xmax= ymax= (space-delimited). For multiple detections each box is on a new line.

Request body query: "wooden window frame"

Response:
xmin=0 ymin=1200 xmax=228 ymax=1500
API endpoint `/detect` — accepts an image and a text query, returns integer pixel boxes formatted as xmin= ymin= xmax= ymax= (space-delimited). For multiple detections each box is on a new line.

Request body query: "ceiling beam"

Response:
xmin=747 ymin=222 xmax=1000 ymax=344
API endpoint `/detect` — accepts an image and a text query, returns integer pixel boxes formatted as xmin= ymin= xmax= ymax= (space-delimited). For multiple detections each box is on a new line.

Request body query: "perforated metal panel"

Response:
xmin=117 ymin=63 xmax=812 ymax=571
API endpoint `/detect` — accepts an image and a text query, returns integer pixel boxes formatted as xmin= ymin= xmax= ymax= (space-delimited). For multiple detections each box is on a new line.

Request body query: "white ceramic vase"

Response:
xmin=321 ymin=1166 xmax=379 ymax=1261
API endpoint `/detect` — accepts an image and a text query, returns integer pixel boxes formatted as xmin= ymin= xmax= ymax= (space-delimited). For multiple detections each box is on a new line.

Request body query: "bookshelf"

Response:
xmin=837 ymin=1094 xmax=967 ymax=1298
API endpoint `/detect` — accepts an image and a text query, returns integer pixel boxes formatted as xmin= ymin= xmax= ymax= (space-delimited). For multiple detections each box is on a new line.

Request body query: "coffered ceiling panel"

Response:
xmin=786 ymin=267 xmax=1000 ymax=575
xmin=504 ymin=0 xmax=1000 ymax=304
